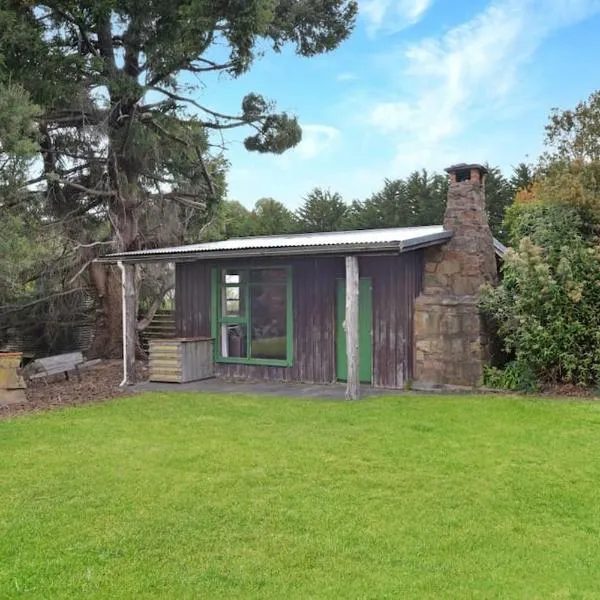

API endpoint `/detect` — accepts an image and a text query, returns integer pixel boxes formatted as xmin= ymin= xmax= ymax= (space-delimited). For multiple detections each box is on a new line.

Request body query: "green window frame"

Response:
xmin=211 ymin=265 xmax=293 ymax=367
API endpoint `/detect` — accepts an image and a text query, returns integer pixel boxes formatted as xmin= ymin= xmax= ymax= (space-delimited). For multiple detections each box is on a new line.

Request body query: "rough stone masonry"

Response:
xmin=413 ymin=164 xmax=497 ymax=387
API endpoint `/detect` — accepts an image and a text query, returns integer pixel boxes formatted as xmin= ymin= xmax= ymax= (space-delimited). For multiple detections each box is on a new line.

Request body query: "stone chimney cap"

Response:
xmin=445 ymin=163 xmax=488 ymax=175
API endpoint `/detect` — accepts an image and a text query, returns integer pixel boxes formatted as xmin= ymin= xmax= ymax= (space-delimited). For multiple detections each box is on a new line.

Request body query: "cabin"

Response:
xmin=104 ymin=163 xmax=505 ymax=397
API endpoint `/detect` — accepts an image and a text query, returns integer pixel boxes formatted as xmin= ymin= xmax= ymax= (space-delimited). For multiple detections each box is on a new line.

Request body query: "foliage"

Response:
xmin=296 ymin=187 xmax=348 ymax=232
xmin=482 ymin=203 xmax=600 ymax=387
xmin=510 ymin=162 xmax=535 ymax=195
xmin=252 ymin=197 xmax=297 ymax=235
xmin=0 ymin=211 xmax=39 ymax=304
xmin=201 ymin=200 xmax=255 ymax=242
xmin=348 ymin=171 xmax=446 ymax=230
xmin=4 ymin=393 xmax=600 ymax=597
xmin=545 ymin=90 xmax=600 ymax=162
xmin=0 ymin=0 xmax=357 ymax=356
xmin=0 ymin=83 xmax=38 ymax=159
xmin=485 ymin=91 xmax=600 ymax=389
xmin=203 ymin=198 xmax=297 ymax=240
xmin=0 ymin=82 xmax=39 ymax=199
xmin=484 ymin=165 xmax=514 ymax=243
xmin=483 ymin=363 xmax=538 ymax=392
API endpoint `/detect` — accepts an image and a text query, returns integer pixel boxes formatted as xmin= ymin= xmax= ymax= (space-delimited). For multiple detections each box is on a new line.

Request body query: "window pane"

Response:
xmin=250 ymin=268 xmax=287 ymax=284
xmin=223 ymin=269 xmax=248 ymax=284
xmin=222 ymin=282 xmax=245 ymax=316
xmin=250 ymin=284 xmax=287 ymax=360
xmin=220 ymin=324 xmax=248 ymax=358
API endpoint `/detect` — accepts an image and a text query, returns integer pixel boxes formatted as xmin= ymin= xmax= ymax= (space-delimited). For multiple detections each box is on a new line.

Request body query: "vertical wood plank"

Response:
xmin=345 ymin=255 xmax=360 ymax=400
xmin=121 ymin=262 xmax=136 ymax=386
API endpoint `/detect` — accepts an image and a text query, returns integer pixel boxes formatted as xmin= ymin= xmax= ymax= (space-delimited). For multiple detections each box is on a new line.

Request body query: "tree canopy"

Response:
xmin=0 ymin=0 xmax=358 ymax=356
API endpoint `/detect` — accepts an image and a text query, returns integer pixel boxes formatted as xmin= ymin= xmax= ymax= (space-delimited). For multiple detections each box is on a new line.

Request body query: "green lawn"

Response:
xmin=2 ymin=393 xmax=600 ymax=599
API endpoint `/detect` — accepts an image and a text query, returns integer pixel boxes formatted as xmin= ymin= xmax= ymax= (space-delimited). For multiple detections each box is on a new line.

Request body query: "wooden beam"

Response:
xmin=345 ymin=255 xmax=360 ymax=400
xmin=119 ymin=261 xmax=136 ymax=386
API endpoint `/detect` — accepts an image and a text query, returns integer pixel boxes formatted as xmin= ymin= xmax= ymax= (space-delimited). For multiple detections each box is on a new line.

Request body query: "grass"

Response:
xmin=2 ymin=393 xmax=600 ymax=598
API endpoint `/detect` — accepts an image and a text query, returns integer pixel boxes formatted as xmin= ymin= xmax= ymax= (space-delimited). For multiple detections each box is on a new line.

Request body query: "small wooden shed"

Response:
xmin=104 ymin=164 xmax=506 ymax=397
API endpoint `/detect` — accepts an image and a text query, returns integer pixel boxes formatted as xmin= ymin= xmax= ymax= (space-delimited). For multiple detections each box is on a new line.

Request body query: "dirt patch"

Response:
xmin=0 ymin=361 xmax=148 ymax=419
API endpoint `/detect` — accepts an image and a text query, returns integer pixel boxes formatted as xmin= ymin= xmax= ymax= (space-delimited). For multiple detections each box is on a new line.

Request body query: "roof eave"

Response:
xmin=97 ymin=233 xmax=454 ymax=264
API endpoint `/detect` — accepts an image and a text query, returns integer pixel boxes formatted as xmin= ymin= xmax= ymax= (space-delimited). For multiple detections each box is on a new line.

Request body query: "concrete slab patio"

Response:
xmin=134 ymin=377 xmax=400 ymax=400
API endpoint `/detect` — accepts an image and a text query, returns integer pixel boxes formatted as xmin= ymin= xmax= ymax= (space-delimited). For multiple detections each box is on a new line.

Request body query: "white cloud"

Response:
xmin=367 ymin=0 xmax=600 ymax=173
xmin=360 ymin=0 xmax=433 ymax=35
xmin=293 ymin=124 xmax=341 ymax=160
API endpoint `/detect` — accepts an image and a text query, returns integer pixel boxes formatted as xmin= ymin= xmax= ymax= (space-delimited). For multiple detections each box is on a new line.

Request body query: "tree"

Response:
xmin=482 ymin=91 xmax=600 ymax=389
xmin=348 ymin=170 xmax=446 ymax=230
xmin=0 ymin=83 xmax=39 ymax=195
xmin=545 ymin=90 xmax=600 ymax=162
xmin=202 ymin=200 xmax=254 ymax=241
xmin=0 ymin=82 xmax=39 ymax=304
xmin=510 ymin=162 xmax=535 ymax=195
xmin=251 ymin=198 xmax=297 ymax=235
xmin=349 ymin=179 xmax=410 ymax=230
xmin=2 ymin=0 xmax=358 ymax=357
xmin=484 ymin=165 xmax=514 ymax=243
xmin=406 ymin=170 xmax=447 ymax=226
xmin=297 ymin=188 xmax=348 ymax=232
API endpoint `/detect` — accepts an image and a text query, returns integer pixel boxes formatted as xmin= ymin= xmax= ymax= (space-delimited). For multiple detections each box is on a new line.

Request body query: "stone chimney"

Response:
xmin=412 ymin=163 xmax=497 ymax=388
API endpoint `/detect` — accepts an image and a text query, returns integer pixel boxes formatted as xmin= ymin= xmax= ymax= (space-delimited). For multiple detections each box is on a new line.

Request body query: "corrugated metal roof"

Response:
xmin=101 ymin=226 xmax=454 ymax=263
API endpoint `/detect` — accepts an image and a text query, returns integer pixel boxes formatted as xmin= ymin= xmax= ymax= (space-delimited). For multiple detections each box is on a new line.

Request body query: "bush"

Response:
xmin=482 ymin=203 xmax=600 ymax=388
xmin=483 ymin=363 xmax=538 ymax=393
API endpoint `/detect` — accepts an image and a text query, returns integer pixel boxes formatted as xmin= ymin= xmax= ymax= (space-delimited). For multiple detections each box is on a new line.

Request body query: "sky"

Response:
xmin=196 ymin=0 xmax=600 ymax=209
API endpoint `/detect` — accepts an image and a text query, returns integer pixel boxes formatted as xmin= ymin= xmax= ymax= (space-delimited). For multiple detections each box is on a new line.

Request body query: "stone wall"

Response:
xmin=413 ymin=169 xmax=497 ymax=388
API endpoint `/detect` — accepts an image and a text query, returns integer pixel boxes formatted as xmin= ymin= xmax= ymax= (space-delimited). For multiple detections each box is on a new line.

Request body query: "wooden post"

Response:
xmin=119 ymin=261 xmax=136 ymax=386
xmin=345 ymin=255 xmax=360 ymax=400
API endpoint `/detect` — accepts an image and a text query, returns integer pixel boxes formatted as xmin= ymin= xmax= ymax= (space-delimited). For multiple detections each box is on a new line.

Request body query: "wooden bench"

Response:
xmin=28 ymin=352 xmax=100 ymax=384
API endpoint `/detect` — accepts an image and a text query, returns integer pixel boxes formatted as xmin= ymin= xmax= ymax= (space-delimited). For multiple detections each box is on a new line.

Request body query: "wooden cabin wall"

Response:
xmin=175 ymin=251 xmax=425 ymax=389
xmin=360 ymin=251 xmax=425 ymax=389
xmin=175 ymin=262 xmax=212 ymax=338
xmin=175 ymin=257 xmax=341 ymax=384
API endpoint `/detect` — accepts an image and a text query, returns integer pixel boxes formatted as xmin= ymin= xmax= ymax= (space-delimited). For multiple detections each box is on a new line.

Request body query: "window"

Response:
xmin=212 ymin=266 xmax=293 ymax=366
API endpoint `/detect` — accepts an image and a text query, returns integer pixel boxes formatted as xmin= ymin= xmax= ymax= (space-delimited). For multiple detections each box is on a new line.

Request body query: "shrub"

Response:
xmin=482 ymin=203 xmax=600 ymax=388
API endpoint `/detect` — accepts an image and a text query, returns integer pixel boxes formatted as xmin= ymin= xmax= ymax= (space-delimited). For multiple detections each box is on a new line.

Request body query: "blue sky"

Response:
xmin=197 ymin=0 xmax=600 ymax=209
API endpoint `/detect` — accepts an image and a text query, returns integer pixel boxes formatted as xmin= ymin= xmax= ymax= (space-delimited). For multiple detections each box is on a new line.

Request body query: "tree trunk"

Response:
xmin=88 ymin=265 xmax=125 ymax=359
xmin=88 ymin=181 xmax=141 ymax=358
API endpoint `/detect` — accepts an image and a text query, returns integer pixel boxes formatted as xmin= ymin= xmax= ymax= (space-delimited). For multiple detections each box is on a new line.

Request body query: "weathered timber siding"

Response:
xmin=175 ymin=262 xmax=211 ymax=338
xmin=175 ymin=252 xmax=424 ymax=388
xmin=360 ymin=251 xmax=424 ymax=388
xmin=176 ymin=256 xmax=340 ymax=384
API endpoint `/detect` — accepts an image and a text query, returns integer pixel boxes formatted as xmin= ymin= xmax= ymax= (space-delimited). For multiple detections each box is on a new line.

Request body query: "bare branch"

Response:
xmin=52 ymin=8 xmax=100 ymax=58
xmin=53 ymin=178 xmax=116 ymax=197
xmin=164 ymin=194 xmax=207 ymax=209
xmin=183 ymin=59 xmax=236 ymax=73
xmin=21 ymin=164 xmax=91 ymax=188
xmin=74 ymin=240 xmax=114 ymax=249
xmin=39 ymin=109 xmax=107 ymax=128
xmin=195 ymin=147 xmax=216 ymax=198
xmin=149 ymin=87 xmax=248 ymax=123
xmin=68 ymin=259 xmax=94 ymax=285
xmin=1 ymin=288 xmax=85 ymax=315
xmin=41 ymin=197 xmax=106 ymax=226
xmin=145 ymin=30 xmax=216 ymax=88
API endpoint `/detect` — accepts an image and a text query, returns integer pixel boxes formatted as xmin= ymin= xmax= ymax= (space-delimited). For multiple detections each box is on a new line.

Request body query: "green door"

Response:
xmin=336 ymin=278 xmax=373 ymax=383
